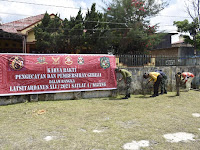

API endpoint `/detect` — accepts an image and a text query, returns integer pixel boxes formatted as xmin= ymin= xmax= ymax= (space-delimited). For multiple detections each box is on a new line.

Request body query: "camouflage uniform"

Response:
xmin=175 ymin=73 xmax=181 ymax=96
xmin=125 ymin=76 xmax=132 ymax=96
xmin=119 ymin=69 xmax=132 ymax=98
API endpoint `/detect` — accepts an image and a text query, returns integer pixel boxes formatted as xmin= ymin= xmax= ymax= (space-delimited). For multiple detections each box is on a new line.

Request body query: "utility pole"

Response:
xmin=22 ymin=35 xmax=27 ymax=53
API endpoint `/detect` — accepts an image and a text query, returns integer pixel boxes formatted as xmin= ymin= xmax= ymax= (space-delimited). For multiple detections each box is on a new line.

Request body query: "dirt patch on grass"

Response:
xmin=116 ymin=120 xmax=140 ymax=128
xmin=163 ymin=132 xmax=195 ymax=143
xmin=192 ymin=113 xmax=200 ymax=117
xmin=123 ymin=140 xmax=150 ymax=150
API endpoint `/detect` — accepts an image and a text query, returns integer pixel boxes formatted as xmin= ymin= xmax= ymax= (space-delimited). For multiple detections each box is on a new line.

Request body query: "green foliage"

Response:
xmin=62 ymin=4 xmax=108 ymax=54
xmin=102 ymin=0 xmax=168 ymax=54
xmin=34 ymin=1 xmax=168 ymax=54
xmin=34 ymin=12 xmax=64 ymax=53
xmin=174 ymin=18 xmax=200 ymax=51
xmin=83 ymin=3 xmax=109 ymax=53
xmin=63 ymin=9 xmax=84 ymax=53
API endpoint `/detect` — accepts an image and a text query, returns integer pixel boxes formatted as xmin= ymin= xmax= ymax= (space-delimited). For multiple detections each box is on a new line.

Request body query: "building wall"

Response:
xmin=21 ymin=14 xmax=56 ymax=43
xmin=27 ymin=30 xmax=35 ymax=43
xmin=179 ymin=47 xmax=200 ymax=57
xmin=150 ymin=47 xmax=179 ymax=56
xmin=153 ymin=34 xmax=172 ymax=50
xmin=178 ymin=47 xmax=195 ymax=57
xmin=20 ymin=21 xmax=41 ymax=37
xmin=151 ymin=46 xmax=199 ymax=57
xmin=116 ymin=66 xmax=200 ymax=95
xmin=0 ymin=39 xmax=22 ymax=53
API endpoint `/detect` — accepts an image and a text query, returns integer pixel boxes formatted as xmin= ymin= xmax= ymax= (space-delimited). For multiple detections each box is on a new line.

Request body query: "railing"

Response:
xmin=116 ymin=55 xmax=200 ymax=67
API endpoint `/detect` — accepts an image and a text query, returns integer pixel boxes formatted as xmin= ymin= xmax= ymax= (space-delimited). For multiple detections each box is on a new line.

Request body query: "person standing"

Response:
xmin=155 ymin=70 xmax=167 ymax=94
xmin=175 ymin=72 xmax=182 ymax=96
xmin=143 ymin=72 xmax=162 ymax=97
xmin=115 ymin=68 xmax=132 ymax=99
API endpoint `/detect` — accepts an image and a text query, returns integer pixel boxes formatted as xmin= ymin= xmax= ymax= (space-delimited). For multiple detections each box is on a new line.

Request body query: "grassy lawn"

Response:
xmin=0 ymin=90 xmax=200 ymax=150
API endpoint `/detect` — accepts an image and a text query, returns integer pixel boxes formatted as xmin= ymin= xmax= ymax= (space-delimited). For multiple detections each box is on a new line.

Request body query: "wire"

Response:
xmin=0 ymin=0 xmax=191 ymax=19
xmin=0 ymin=11 xmax=191 ymax=28
xmin=0 ymin=11 xmax=191 ymax=19
xmin=0 ymin=12 xmax=179 ymax=27
xmin=0 ymin=23 xmax=176 ymax=29
xmin=0 ymin=26 xmax=132 ymax=30
xmin=0 ymin=0 xmax=87 ymax=10
xmin=0 ymin=0 xmax=187 ymax=33
xmin=0 ymin=12 xmax=31 ymax=17
xmin=0 ymin=12 xmax=127 ymax=25
xmin=154 ymin=15 xmax=191 ymax=19
xmin=0 ymin=32 xmax=173 ymax=40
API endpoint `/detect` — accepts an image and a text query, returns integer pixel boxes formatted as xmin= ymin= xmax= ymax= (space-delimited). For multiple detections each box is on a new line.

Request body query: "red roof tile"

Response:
xmin=0 ymin=14 xmax=45 ymax=33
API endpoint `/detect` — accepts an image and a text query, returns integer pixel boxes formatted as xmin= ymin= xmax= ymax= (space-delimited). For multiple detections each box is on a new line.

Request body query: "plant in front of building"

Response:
xmin=34 ymin=12 xmax=63 ymax=53
xmin=102 ymin=0 xmax=168 ymax=54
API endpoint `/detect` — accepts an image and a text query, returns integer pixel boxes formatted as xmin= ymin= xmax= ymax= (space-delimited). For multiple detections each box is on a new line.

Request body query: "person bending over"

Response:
xmin=178 ymin=72 xmax=195 ymax=91
xmin=115 ymin=68 xmax=132 ymax=99
xmin=143 ymin=72 xmax=162 ymax=97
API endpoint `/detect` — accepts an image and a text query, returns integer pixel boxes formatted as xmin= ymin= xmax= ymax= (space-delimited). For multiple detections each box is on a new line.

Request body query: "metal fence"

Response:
xmin=116 ymin=55 xmax=200 ymax=67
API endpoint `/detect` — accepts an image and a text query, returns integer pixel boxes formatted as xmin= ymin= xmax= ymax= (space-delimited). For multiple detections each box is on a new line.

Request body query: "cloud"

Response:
xmin=150 ymin=0 xmax=192 ymax=42
xmin=0 ymin=0 xmax=108 ymax=23
xmin=0 ymin=0 xmax=89 ymax=23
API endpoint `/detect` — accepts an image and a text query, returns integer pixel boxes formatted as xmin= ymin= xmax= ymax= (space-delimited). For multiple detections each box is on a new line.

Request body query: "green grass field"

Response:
xmin=0 ymin=90 xmax=200 ymax=150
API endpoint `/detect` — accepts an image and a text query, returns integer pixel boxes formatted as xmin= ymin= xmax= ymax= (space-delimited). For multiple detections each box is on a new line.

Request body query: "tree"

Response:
xmin=83 ymin=3 xmax=109 ymax=53
xmin=102 ymin=0 xmax=168 ymax=54
xmin=34 ymin=1 xmax=167 ymax=54
xmin=34 ymin=12 xmax=64 ymax=53
xmin=63 ymin=4 xmax=109 ymax=54
xmin=63 ymin=9 xmax=85 ymax=53
xmin=174 ymin=19 xmax=200 ymax=51
xmin=174 ymin=0 xmax=200 ymax=55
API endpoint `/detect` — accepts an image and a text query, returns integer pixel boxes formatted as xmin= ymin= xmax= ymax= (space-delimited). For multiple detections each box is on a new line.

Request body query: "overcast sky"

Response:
xmin=0 ymin=0 xmax=193 ymax=43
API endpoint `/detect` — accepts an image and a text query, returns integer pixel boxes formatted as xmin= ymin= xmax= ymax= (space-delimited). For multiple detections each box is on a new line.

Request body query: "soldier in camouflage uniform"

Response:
xmin=115 ymin=68 xmax=132 ymax=99
xmin=175 ymin=72 xmax=181 ymax=96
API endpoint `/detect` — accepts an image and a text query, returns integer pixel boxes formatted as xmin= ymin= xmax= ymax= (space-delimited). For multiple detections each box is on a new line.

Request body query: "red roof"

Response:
xmin=0 ymin=14 xmax=45 ymax=33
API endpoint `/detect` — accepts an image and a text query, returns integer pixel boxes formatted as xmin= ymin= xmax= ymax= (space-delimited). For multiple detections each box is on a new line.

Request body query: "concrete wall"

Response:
xmin=150 ymin=47 xmax=179 ymax=56
xmin=0 ymin=90 xmax=113 ymax=106
xmin=0 ymin=66 xmax=199 ymax=105
xmin=150 ymin=47 xmax=200 ymax=57
xmin=116 ymin=66 xmax=200 ymax=95
xmin=179 ymin=47 xmax=195 ymax=57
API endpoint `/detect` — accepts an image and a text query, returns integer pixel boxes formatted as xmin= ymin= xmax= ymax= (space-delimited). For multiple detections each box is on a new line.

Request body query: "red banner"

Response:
xmin=0 ymin=54 xmax=117 ymax=96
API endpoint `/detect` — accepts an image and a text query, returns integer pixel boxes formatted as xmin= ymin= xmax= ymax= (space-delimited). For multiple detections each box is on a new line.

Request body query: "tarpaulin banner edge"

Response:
xmin=0 ymin=87 xmax=117 ymax=96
